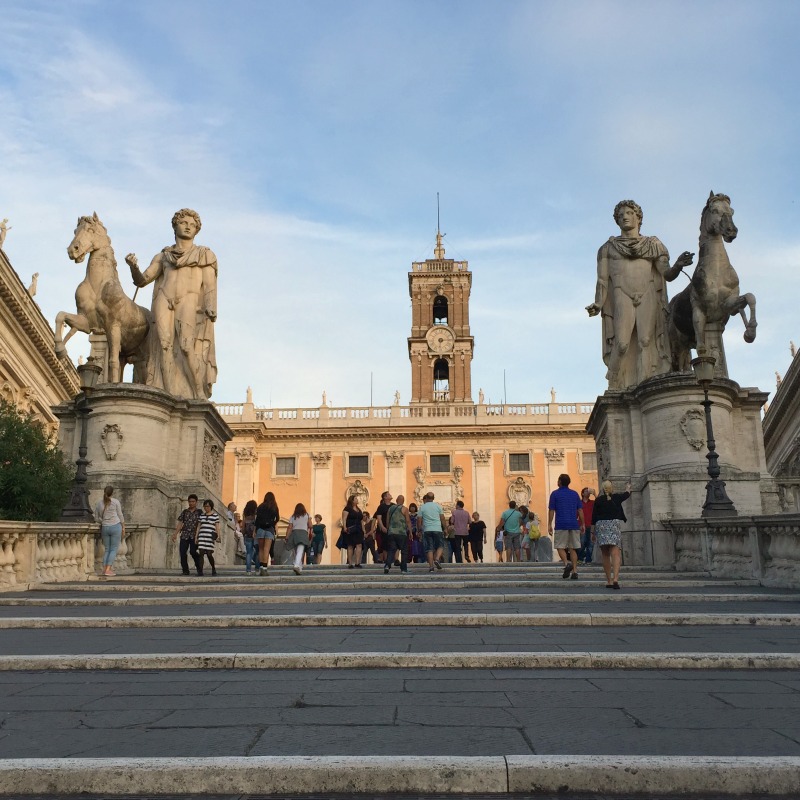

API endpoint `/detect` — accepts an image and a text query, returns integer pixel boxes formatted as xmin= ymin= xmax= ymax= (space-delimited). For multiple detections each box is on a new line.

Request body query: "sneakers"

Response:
xmin=348 ymin=564 xmax=354 ymax=569
xmin=293 ymin=566 xmax=302 ymax=575
xmin=429 ymin=566 xmax=435 ymax=573
xmin=354 ymin=563 xmax=362 ymax=569
xmin=259 ymin=566 xmax=269 ymax=576
xmin=433 ymin=560 xmax=443 ymax=570
xmin=570 ymin=572 xmax=579 ymax=580
xmin=562 ymin=562 xmax=573 ymax=579
xmin=384 ymin=566 xmax=390 ymax=574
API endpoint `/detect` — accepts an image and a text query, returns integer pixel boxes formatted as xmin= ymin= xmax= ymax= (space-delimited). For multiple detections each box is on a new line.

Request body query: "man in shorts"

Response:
xmin=419 ymin=492 xmax=446 ymax=572
xmin=548 ymin=473 xmax=585 ymax=580
xmin=497 ymin=501 xmax=523 ymax=562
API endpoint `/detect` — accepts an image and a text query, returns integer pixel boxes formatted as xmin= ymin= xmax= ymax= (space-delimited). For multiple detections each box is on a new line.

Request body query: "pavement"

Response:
xmin=1 ymin=562 xmax=799 ymax=797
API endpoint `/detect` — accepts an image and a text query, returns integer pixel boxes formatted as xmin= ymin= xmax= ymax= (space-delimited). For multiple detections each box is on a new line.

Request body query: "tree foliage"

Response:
xmin=0 ymin=399 xmax=74 ymax=521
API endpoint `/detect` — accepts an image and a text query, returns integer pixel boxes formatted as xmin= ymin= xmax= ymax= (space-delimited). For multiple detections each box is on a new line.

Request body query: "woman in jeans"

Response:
xmin=94 ymin=485 xmax=125 ymax=577
xmin=254 ymin=492 xmax=280 ymax=577
xmin=241 ymin=499 xmax=259 ymax=575
xmin=286 ymin=502 xmax=312 ymax=575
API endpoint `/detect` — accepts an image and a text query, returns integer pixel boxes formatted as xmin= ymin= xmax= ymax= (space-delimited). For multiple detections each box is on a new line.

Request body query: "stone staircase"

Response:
xmin=1 ymin=562 xmax=800 ymax=797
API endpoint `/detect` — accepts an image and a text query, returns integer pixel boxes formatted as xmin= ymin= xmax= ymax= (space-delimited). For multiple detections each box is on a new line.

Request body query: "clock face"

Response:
xmin=427 ymin=326 xmax=455 ymax=354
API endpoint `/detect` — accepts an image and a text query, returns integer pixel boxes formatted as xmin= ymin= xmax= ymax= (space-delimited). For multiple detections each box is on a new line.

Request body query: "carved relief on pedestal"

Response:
xmin=472 ymin=449 xmax=491 ymax=465
xmin=311 ymin=451 xmax=331 ymax=468
xmin=453 ymin=465 xmax=465 ymax=500
xmin=0 ymin=382 xmax=16 ymax=405
xmin=597 ymin=436 xmax=611 ymax=481
xmin=413 ymin=466 xmax=426 ymax=504
xmin=234 ymin=447 xmax=258 ymax=464
xmin=385 ymin=451 xmax=404 ymax=466
xmin=545 ymin=448 xmax=564 ymax=463
xmin=507 ymin=476 xmax=532 ymax=505
xmin=100 ymin=424 xmax=123 ymax=461
xmin=679 ymin=409 xmax=706 ymax=451
xmin=346 ymin=479 xmax=370 ymax=509
xmin=202 ymin=431 xmax=223 ymax=487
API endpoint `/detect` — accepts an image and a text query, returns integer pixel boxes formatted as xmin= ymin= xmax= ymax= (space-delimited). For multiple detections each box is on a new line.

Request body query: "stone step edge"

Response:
xmin=2 ymin=592 xmax=797 ymax=606
xmin=26 ymin=578 xmax=757 ymax=592
xmin=2 ymin=612 xmax=799 ymax=629
xmin=0 ymin=651 xmax=798 ymax=671
xmin=0 ymin=755 xmax=798 ymax=796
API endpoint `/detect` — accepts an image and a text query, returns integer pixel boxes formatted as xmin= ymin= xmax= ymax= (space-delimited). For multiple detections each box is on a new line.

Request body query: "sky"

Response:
xmin=1 ymin=0 xmax=798 ymax=409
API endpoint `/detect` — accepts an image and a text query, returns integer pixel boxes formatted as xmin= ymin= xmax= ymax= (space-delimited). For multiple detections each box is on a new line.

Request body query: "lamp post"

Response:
xmin=690 ymin=352 xmax=738 ymax=517
xmin=60 ymin=359 xmax=103 ymax=522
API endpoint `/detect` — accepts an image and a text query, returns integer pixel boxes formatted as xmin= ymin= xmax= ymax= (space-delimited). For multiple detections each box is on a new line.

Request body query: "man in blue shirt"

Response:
xmin=548 ymin=473 xmax=585 ymax=580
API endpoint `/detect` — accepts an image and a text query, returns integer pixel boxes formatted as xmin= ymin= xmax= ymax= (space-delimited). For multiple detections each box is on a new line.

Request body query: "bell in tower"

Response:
xmin=407 ymin=229 xmax=474 ymax=404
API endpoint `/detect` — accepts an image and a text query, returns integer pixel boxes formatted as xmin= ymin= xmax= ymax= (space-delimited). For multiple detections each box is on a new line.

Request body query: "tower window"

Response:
xmin=433 ymin=296 xmax=448 ymax=325
xmin=433 ymin=358 xmax=450 ymax=401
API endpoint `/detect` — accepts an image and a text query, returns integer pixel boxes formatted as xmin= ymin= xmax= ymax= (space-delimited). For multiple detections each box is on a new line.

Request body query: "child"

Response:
xmin=494 ymin=528 xmax=505 ymax=562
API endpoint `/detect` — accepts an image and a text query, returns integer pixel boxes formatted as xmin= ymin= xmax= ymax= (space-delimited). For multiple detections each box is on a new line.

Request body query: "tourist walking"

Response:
xmin=255 ymin=492 xmax=280 ymax=577
xmin=408 ymin=503 xmax=424 ymax=563
xmin=548 ymin=473 xmax=585 ymax=580
xmin=468 ymin=511 xmax=486 ymax=562
xmin=527 ymin=512 xmax=545 ymax=562
xmin=341 ymin=495 xmax=364 ymax=568
xmin=519 ymin=506 xmax=532 ymax=561
xmin=196 ymin=499 xmax=221 ymax=576
xmin=592 ymin=480 xmax=631 ymax=589
xmin=450 ymin=500 xmax=471 ymax=563
xmin=94 ymin=485 xmax=125 ymax=577
xmin=241 ymin=499 xmax=259 ymax=575
xmin=227 ymin=501 xmax=245 ymax=558
xmin=174 ymin=494 xmax=203 ymax=576
xmin=361 ymin=512 xmax=378 ymax=564
xmin=580 ymin=488 xmax=595 ymax=564
xmin=497 ymin=501 xmax=523 ymax=562
xmin=384 ymin=494 xmax=412 ymax=574
xmin=286 ymin=503 xmax=312 ymax=575
xmin=419 ymin=492 xmax=446 ymax=572
xmin=311 ymin=515 xmax=327 ymax=565
xmin=373 ymin=491 xmax=393 ymax=565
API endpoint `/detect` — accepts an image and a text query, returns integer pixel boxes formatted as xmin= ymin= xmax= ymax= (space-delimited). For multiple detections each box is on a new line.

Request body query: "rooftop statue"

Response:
xmin=126 ymin=209 xmax=218 ymax=400
xmin=587 ymin=200 xmax=693 ymax=390
xmin=55 ymin=213 xmax=152 ymax=384
xmin=667 ymin=192 xmax=757 ymax=374
xmin=0 ymin=218 xmax=11 ymax=249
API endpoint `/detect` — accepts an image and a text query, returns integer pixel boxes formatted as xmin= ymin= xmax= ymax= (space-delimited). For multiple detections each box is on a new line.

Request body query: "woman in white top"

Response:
xmin=94 ymin=485 xmax=125 ymax=577
xmin=286 ymin=502 xmax=312 ymax=575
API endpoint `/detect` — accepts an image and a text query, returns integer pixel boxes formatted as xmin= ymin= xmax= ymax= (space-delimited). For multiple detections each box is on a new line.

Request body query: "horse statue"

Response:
xmin=668 ymin=192 xmax=757 ymax=374
xmin=55 ymin=213 xmax=153 ymax=384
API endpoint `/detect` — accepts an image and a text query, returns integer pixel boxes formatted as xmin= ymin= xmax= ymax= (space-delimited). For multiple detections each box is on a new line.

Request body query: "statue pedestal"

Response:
xmin=587 ymin=373 xmax=779 ymax=565
xmin=55 ymin=385 xmax=233 ymax=570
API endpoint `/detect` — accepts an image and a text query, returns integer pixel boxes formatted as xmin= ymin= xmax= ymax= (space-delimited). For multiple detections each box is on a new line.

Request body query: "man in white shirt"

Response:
xmin=419 ymin=492 xmax=447 ymax=573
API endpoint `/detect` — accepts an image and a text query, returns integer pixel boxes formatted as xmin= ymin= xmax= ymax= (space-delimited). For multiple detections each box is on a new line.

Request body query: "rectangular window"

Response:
xmin=509 ymin=452 xmax=530 ymax=472
xmin=430 ymin=454 xmax=451 ymax=473
xmin=582 ymin=452 xmax=597 ymax=472
xmin=275 ymin=456 xmax=296 ymax=476
xmin=348 ymin=455 xmax=369 ymax=474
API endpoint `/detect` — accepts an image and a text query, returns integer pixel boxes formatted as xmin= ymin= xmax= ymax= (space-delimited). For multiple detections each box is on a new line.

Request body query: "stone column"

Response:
xmin=234 ymin=446 xmax=258 ymax=507
xmin=385 ymin=451 xmax=405 ymax=499
xmin=472 ymin=449 xmax=494 ymax=560
xmin=310 ymin=452 xmax=332 ymax=563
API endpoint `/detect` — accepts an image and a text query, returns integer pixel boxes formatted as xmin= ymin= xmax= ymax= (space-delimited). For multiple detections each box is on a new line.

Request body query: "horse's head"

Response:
xmin=701 ymin=191 xmax=738 ymax=243
xmin=67 ymin=212 xmax=110 ymax=263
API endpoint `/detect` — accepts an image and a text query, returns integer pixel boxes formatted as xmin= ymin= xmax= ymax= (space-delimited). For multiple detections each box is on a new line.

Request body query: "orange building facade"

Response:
xmin=216 ymin=235 xmax=597 ymax=561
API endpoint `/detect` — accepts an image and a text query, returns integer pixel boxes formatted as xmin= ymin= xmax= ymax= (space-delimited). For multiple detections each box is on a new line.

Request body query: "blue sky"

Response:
xmin=1 ymin=0 xmax=798 ymax=408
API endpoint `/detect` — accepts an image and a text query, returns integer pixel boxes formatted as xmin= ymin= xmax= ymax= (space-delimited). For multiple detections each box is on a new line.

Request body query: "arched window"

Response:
xmin=433 ymin=358 xmax=450 ymax=402
xmin=433 ymin=296 xmax=448 ymax=325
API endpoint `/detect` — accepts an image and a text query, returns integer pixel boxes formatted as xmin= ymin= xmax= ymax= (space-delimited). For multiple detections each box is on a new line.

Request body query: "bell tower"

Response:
xmin=408 ymin=230 xmax=474 ymax=403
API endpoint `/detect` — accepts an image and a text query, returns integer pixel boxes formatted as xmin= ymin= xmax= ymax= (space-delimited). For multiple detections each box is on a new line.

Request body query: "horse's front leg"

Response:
xmin=106 ymin=325 xmax=122 ymax=383
xmin=739 ymin=292 xmax=757 ymax=343
xmin=691 ymin=291 xmax=709 ymax=355
xmin=54 ymin=311 xmax=91 ymax=358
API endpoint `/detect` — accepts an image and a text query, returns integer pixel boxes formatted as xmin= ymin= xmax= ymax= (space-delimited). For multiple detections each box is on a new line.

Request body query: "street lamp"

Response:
xmin=60 ymin=358 xmax=103 ymax=522
xmin=690 ymin=352 xmax=738 ymax=517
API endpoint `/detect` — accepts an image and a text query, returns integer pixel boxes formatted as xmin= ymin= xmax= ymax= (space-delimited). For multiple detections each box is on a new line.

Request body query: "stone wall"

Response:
xmin=666 ymin=514 xmax=800 ymax=589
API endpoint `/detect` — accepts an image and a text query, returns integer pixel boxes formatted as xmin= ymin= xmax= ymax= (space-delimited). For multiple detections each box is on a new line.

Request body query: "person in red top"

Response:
xmin=580 ymin=488 xmax=595 ymax=564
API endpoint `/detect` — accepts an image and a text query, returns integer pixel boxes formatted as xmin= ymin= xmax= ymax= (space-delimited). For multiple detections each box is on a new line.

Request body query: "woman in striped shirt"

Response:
xmin=195 ymin=499 xmax=221 ymax=577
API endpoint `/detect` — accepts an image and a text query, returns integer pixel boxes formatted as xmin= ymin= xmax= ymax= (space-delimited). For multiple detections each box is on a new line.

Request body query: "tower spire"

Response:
xmin=434 ymin=192 xmax=446 ymax=258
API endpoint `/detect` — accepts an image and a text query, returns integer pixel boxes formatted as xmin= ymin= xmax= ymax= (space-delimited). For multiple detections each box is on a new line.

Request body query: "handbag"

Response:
xmin=335 ymin=531 xmax=346 ymax=549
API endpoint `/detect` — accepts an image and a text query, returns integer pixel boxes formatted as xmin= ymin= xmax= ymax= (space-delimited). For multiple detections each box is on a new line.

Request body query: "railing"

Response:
xmin=216 ymin=400 xmax=595 ymax=426
xmin=411 ymin=260 xmax=469 ymax=273
xmin=666 ymin=515 xmax=800 ymax=589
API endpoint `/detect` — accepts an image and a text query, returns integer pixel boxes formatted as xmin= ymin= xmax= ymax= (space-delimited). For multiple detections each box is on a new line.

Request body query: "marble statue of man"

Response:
xmin=586 ymin=200 xmax=693 ymax=390
xmin=126 ymin=209 xmax=217 ymax=400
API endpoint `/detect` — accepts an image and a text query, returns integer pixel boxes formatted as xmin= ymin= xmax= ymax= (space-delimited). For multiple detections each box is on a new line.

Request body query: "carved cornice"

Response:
xmin=385 ymin=450 xmax=404 ymax=465
xmin=0 ymin=252 xmax=79 ymax=397
xmin=544 ymin=448 xmax=564 ymax=462
xmin=234 ymin=446 xmax=258 ymax=464
xmin=472 ymin=449 xmax=491 ymax=464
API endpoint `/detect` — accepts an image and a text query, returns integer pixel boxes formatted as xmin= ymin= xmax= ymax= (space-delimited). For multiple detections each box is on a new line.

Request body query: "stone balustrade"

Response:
xmin=0 ymin=521 xmax=157 ymax=589
xmin=667 ymin=514 xmax=800 ymax=588
xmin=217 ymin=401 xmax=594 ymax=427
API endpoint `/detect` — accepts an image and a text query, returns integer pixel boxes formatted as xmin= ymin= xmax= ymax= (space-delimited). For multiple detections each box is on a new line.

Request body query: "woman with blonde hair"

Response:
xmin=94 ymin=485 xmax=125 ymax=577
xmin=591 ymin=479 xmax=631 ymax=589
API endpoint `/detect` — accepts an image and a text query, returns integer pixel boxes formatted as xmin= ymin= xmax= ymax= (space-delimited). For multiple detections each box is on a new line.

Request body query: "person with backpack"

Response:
xmin=496 ymin=501 xmax=523 ymax=562
xmin=254 ymin=492 xmax=280 ymax=577
xmin=384 ymin=494 xmax=412 ymax=574
xmin=241 ymin=499 xmax=259 ymax=575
